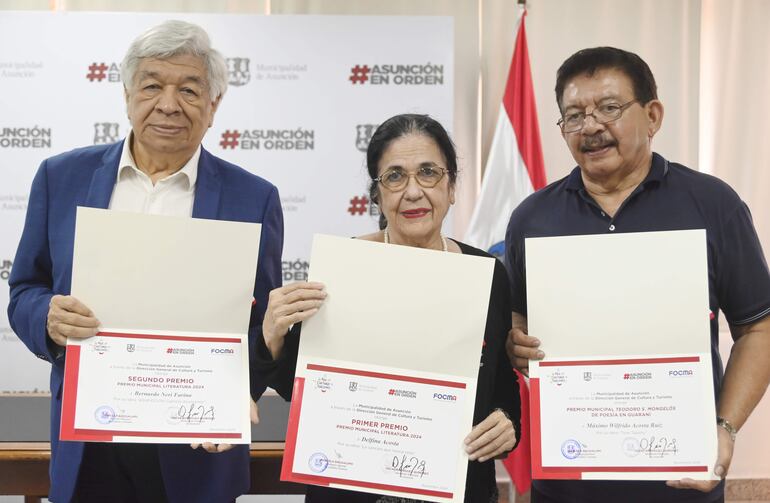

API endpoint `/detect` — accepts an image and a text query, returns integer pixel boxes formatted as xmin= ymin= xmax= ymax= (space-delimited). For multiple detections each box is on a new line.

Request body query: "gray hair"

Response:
xmin=120 ymin=20 xmax=228 ymax=100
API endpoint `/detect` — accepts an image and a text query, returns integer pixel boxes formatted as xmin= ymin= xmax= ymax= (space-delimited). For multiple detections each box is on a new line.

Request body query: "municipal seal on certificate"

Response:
xmin=308 ymin=452 xmax=329 ymax=473
xmin=561 ymin=439 xmax=581 ymax=459
xmin=622 ymin=437 xmax=641 ymax=457
xmin=94 ymin=405 xmax=115 ymax=424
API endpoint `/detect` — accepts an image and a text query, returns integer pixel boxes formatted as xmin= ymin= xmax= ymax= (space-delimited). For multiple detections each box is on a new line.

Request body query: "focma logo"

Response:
xmin=668 ymin=369 xmax=694 ymax=377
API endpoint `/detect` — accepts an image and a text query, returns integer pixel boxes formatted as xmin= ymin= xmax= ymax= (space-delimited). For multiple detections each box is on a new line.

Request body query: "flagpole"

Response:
xmin=465 ymin=1 xmax=545 ymax=497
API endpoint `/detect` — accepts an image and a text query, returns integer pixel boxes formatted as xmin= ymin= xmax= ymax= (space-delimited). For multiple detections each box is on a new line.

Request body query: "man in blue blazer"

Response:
xmin=7 ymin=20 xmax=282 ymax=503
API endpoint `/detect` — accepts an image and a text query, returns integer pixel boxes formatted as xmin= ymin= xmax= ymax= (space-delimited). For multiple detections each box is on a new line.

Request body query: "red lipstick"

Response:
xmin=401 ymin=208 xmax=431 ymax=219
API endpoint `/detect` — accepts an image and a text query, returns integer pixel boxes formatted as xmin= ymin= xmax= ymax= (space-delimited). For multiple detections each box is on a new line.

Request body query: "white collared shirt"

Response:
xmin=108 ymin=132 xmax=200 ymax=217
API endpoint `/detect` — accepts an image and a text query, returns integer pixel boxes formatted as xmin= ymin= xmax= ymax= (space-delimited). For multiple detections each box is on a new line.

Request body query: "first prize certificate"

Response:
xmin=60 ymin=330 xmax=250 ymax=443
xmin=281 ymin=235 xmax=496 ymax=502
xmin=283 ymin=359 xmax=473 ymax=501
xmin=60 ymin=208 xmax=260 ymax=444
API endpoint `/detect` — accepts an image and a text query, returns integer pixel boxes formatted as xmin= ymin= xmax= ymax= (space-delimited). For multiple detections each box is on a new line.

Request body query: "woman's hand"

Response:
xmin=263 ymin=282 xmax=326 ymax=359
xmin=464 ymin=409 xmax=517 ymax=462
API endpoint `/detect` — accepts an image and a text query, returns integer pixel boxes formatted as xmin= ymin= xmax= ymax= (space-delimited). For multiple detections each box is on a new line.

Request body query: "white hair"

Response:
xmin=120 ymin=20 xmax=228 ymax=100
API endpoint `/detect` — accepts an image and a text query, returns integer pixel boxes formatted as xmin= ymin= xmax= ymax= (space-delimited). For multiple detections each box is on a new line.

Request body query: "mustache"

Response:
xmin=580 ymin=136 xmax=617 ymax=152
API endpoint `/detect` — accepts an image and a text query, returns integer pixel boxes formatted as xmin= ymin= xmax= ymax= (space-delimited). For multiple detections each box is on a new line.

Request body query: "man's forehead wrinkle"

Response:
xmin=137 ymin=70 xmax=205 ymax=84
xmin=562 ymin=76 xmax=629 ymax=109
xmin=182 ymin=75 xmax=205 ymax=84
xmin=564 ymin=92 xmax=624 ymax=110
xmin=137 ymin=70 xmax=160 ymax=79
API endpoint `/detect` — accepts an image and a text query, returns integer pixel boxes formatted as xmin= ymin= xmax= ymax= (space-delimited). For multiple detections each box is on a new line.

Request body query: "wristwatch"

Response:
xmin=716 ymin=416 xmax=738 ymax=441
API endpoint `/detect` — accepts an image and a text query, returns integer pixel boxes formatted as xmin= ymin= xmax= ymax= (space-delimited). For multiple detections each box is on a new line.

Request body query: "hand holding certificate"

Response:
xmin=276 ymin=235 xmax=497 ymax=502
xmin=524 ymin=230 xmax=718 ymax=481
xmin=60 ymin=207 xmax=261 ymax=445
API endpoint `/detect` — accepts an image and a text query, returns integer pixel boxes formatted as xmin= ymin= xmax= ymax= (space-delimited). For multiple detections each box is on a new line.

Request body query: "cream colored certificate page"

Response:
xmin=298 ymin=234 xmax=494 ymax=378
xmin=294 ymin=234 xmax=495 ymax=502
xmin=526 ymin=229 xmax=716 ymax=480
xmin=71 ymin=207 xmax=261 ymax=334
xmin=525 ymin=229 xmax=711 ymax=357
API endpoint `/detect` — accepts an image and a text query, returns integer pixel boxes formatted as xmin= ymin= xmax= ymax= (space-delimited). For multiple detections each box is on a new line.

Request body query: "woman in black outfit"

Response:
xmin=254 ymin=114 xmax=521 ymax=503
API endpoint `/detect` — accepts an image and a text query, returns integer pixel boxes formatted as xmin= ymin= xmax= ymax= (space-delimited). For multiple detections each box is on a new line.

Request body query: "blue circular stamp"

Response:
xmin=94 ymin=406 xmax=115 ymax=424
xmin=308 ymin=452 xmax=329 ymax=473
xmin=561 ymin=439 xmax=582 ymax=459
xmin=622 ymin=437 xmax=640 ymax=458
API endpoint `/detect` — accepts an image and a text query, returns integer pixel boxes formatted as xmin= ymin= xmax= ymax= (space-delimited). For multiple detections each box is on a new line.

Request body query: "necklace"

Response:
xmin=383 ymin=228 xmax=448 ymax=252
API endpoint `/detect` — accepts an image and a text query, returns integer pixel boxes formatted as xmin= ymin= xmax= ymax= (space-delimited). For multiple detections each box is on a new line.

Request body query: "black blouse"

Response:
xmin=254 ymin=239 xmax=521 ymax=503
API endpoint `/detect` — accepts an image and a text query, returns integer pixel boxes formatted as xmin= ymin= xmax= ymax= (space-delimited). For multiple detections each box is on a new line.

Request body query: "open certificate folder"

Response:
xmin=60 ymin=207 xmax=261 ymax=444
xmin=281 ymin=235 xmax=495 ymax=503
xmin=526 ymin=230 xmax=718 ymax=481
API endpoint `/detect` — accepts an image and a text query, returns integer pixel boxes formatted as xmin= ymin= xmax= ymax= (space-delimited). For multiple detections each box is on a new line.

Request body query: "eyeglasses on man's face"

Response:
xmin=374 ymin=165 xmax=447 ymax=191
xmin=557 ymin=99 xmax=639 ymax=133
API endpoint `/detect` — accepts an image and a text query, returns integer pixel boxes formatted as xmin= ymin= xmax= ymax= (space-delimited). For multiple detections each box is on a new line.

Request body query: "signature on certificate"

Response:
xmin=391 ymin=454 xmax=427 ymax=478
xmin=637 ymin=436 xmax=678 ymax=458
xmin=176 ymin=403 xmax=215 ymax=424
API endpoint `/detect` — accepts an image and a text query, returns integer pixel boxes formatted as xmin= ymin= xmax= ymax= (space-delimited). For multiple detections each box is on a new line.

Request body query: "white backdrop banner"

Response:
xmin=0 ymin=12 xmax=453 ymax=392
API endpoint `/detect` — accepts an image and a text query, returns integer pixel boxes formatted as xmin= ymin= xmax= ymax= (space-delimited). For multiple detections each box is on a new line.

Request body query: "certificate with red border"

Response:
xmin=282 ymin=359 xmax=474 ymax=501
xmin=530 ymin=353 xmax=717 ymax=480
xmin=61 ymin=208 xmax=261 ymax=444
xmin=525 ymin=230 xmax=718 ymax=481
xmin=60 ymin=329 xmax=251 ymax=443
xmin=280 ymin=235 xmax=496 ymax=502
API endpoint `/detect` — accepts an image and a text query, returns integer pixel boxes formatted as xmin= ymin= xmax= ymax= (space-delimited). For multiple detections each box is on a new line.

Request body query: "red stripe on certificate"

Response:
xmin=281 ymin=377 xmax=306 ymax=482
xmin=96 ymin=331 xmax=241 ymax=344
xmin=539 ymin=465 xmax=709 ymax=474
xmin=529 ymin=378 xmax=553 ymax=479
xmin=283 ymin=472 xmax=453 ymax=498
xmin=530 ymin=377 xmax=709 ymax=479
xmin=72 ymin=432 xmax=114 ymax=442
xmin=531 ymin=378 xmax=586 ymax=480
xmin=282 ymin=376 xmax=455 ymax=498
xmin=61 ymin=347 xmax=118 ymax=442
xmin=71 ymin=429 xmax=240 ymax=439
xmin=306 ymin=364 xmax=466 ymax=389
xmin=60 ymin=345 xmax=82 ymax=441
xmin=539 ymin=356 xmax=700 ymax=367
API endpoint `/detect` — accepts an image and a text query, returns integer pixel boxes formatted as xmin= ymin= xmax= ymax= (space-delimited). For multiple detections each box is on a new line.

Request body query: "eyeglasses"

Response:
xmin=557 ymin=100 xmax=639 ymax=133
xmin=374 ymin=165 xmax=447 ymax=191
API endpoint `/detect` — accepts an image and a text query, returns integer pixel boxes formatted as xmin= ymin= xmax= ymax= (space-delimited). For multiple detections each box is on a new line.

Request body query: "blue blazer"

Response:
xmin=8 ymin=141 xmax=283 ymax=503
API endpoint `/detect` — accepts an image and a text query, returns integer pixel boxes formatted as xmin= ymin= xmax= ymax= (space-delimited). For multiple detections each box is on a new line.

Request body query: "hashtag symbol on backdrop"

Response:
xmin=219 ymin=130 xmax=241 ymax=149
xmin=347 ymin=195 xmax=369 ymax=215
xmin=86 ymin=63 xmax=109 ymax=82
xmin=349 ymin=65 xmax=370 ymax=84
xmin=388 ymin=389 xmax=395 ymax=395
